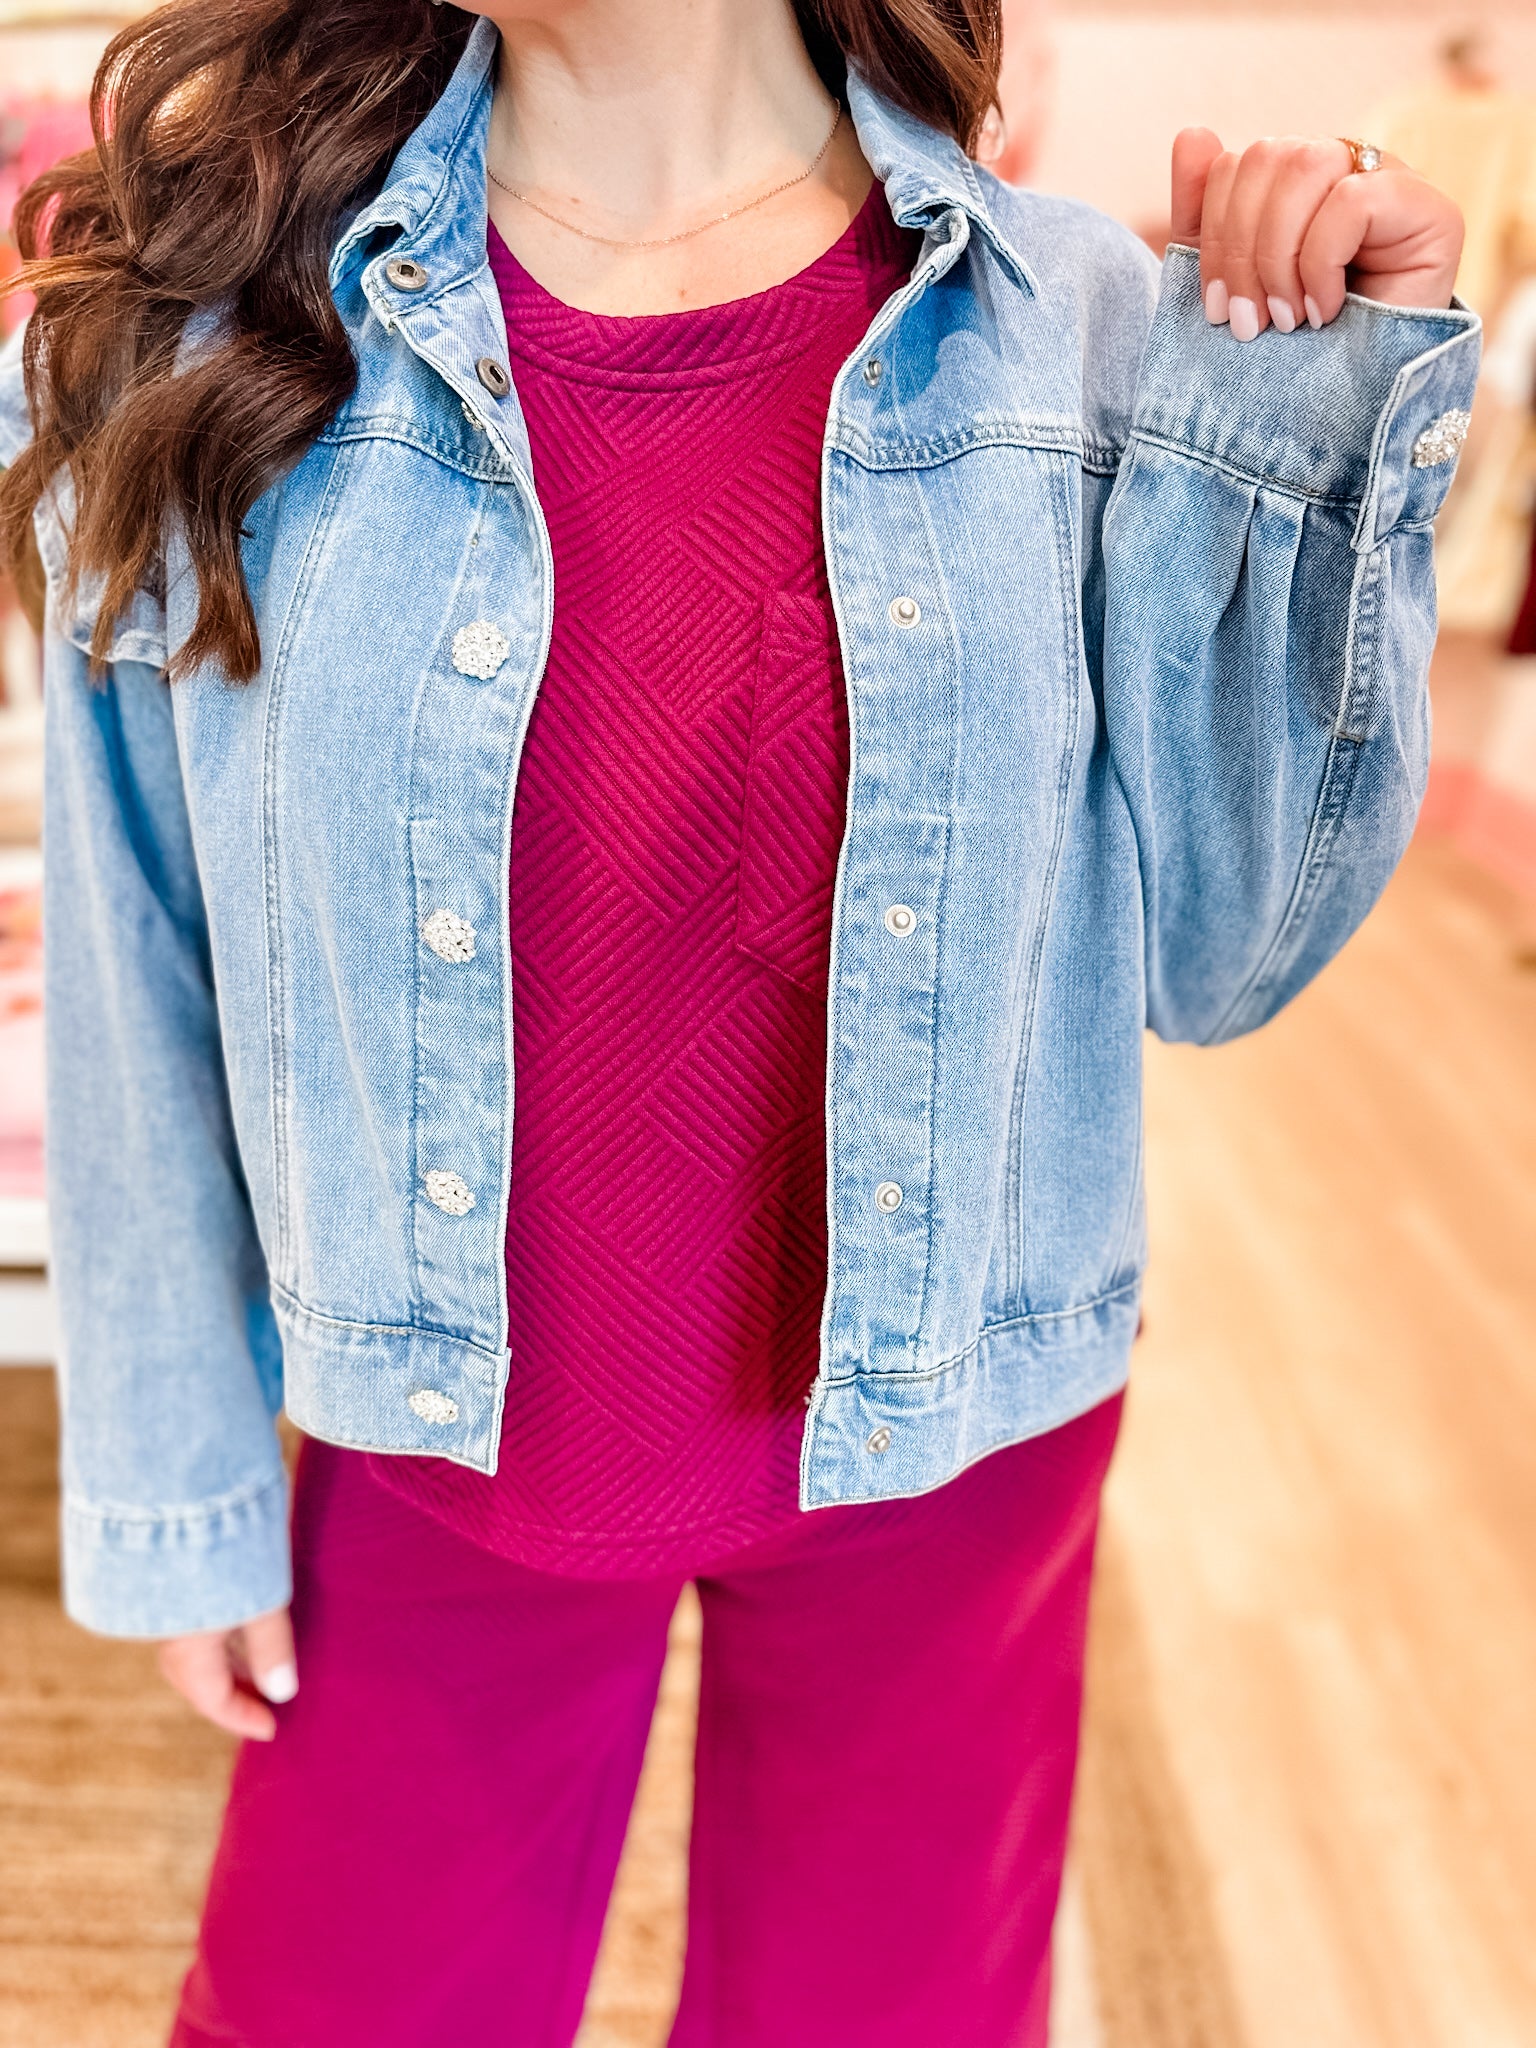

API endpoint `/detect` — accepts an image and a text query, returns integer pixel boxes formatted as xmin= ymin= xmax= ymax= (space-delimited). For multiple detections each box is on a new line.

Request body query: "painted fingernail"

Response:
xmin=1304 ymin=295 xmax=1324 ymax=330
xmin=1228 ymin=296 xmax=1260 ymax=343
xmin=255 ymin=1660 xmax=298 ymax=1704
xmin=1203 ymin=279 xmax=1230 ymax=325
xmin=1267 ymin=295 xmax=1297 ymax=334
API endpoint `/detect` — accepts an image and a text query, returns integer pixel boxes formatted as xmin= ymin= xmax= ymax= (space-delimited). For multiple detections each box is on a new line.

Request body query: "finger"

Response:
xmin=1298 ymin=175 xmax=1372 ymax=326
xmin=1195 ymin=148 xmax=1239 ymax=323
xmin=1322 ymin=164 xmax=1462 ymax=308
xmin=159 ymin=1633 xmax=278 ymax=1743
xmin=240 ymin=1606 xmax=298 ymax=1706
xmin=1170 ymin=127 xmax=1223 ymax=248
xmin=1253 ymin=139 xmax=1350 ymax=332
xmin=1212 ymin=140 xmax=1288 ymax=339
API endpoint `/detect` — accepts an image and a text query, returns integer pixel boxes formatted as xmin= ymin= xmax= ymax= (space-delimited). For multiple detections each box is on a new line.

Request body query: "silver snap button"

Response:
xmin=889 ymin=595 xmax=921 ymax=628
xmin=421 ymin=909 xmax=476 ymax=963
xmin=424 ymin=1169 xmax=475 ymax=1216
xmin=451 ymin=620 xmax=510 ymax=680
xmin=476 ymin=356 xmax=511 ymax=398
xmin=865 ymin=1426 xmax=893 ymax=1455
xmin=862 ymin=357 xmax=882 ymax=387
xmin=874 ymin=1181 xmax=903 ymax=1213
xmin=884 ymin=904 xmax=916 ymax=937
xmin=385 ymin=257 xmax=429 ymax=292
xmin=408 ymin=1388 xmax=460 ymax=1426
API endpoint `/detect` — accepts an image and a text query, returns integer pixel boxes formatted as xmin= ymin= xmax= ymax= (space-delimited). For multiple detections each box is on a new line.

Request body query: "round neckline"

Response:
xmin=487 ymin=181 xmax=914 ymax=382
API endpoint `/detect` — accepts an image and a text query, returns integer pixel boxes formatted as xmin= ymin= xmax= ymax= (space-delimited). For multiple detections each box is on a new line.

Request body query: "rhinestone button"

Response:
xmin=862 ymin=357 xmax=882 ymax=386
xmin=424 ymin=1169 xmax=475 ymax=1216
xmin=452 ymin=621 xmax=510 ymax=680
xmin=874 ymin=1181 xmax=904 ymax=1213
xmin=865 ymin=1426 xmax=893 ymax=1455
xmin=1411 ymin=409 xmax=1471 ymax=468
xmin=385 ymin=257 xmax=429 ymax=291
xmin=889 ymin=595 xmax=921 ymax=628
xmin=421 ymin=909 xmax=476 ymax=963
xmin=884 ymin=904 xmax=916 ymax=937
xmin=476 ymin=355 xmax=512 ymax=398
xmin=408 ymin=1388 xmax=460 ymax=1426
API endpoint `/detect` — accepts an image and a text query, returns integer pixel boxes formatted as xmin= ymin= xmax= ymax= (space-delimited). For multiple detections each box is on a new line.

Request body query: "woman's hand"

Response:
xmin=158 ymin=1605 xmax=297 ymax=1742
xmin=1170 ymin=129 xmax=1464 ymax=340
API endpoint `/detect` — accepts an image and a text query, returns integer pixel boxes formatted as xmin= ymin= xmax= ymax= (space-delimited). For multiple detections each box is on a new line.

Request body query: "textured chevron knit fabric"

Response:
xmin=368 ymin=188 xmax=920 ymax=1576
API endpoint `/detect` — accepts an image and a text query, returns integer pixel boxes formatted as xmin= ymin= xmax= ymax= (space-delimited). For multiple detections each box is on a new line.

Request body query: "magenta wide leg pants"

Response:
xmin=170 ymin=1395 xmax=1121 ymax=2048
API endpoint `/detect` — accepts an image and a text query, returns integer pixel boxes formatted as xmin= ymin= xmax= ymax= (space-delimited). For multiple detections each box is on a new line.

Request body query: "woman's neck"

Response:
xmin=474 ymin=0 xmax=874 ymax=315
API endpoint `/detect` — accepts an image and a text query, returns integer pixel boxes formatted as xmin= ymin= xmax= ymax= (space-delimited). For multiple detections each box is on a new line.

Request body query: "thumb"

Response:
xmin=240 ymin=1605 xmax=298 ymax=1705
xmin=1171 ymin=127 xmax=1223 ymax=247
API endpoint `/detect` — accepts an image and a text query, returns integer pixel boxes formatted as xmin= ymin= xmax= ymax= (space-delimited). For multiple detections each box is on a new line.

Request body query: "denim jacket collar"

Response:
xmin=329 ymin=16 xmax=1035 ymax=299
xmin=843 ymin=72 xmax=1035 ymax=293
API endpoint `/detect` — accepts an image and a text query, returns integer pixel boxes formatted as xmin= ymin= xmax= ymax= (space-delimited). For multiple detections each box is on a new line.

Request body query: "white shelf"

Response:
xmin=0 ymin=1195 xmax=48 ymax=1265
xmin=0 ymin=1271 xmax=55 ymax=1365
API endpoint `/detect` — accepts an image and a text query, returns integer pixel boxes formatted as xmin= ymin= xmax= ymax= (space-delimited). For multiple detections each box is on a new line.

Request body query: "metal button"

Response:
xmin=476 ymin=356 xmax=511 ymax=398
xmin=862 ymin=357 xmax=882 ymax=386
xmin=421 ymin=909 xmax=476 ymax=963
xmin=874 ymin=1181 xmax=903 ymax=1213
xmin=385 ymin=257 xmax=429 ymax=292
xmin=461 ymin=399 xmax=487 ymax=434
xmin=865 ymin=1426 xmax=893 ymax=1455
xmin=423 ymin=1169 xmax=475 ymax=1216
xmin=884 ymin=904 xmax=916 ymax=937
xmin=408 ymin=1388 xmax=460 ymax=1425
xmin=452 ymin=620 xmax=510 ymax=680
xmin=889 ymin=595 xmax=921 ymax=628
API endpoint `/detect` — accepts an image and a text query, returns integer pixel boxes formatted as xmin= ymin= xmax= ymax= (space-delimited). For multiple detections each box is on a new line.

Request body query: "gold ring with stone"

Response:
xmin=1339 ymin=137 xmax=1386 ymax=175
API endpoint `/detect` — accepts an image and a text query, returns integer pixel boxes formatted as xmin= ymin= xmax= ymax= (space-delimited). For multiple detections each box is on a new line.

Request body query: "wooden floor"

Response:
xmin=1 ymin=833 xmax=1533 ymax=2046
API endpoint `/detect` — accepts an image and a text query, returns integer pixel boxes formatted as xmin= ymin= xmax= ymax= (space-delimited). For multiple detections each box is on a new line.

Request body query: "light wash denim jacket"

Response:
xmin=0 ymin=20 xmax=1480 ymax=1636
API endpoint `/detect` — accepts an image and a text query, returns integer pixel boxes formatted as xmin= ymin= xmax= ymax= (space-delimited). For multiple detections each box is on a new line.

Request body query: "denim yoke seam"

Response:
xmin=910 ymin=471 xmax=961 ymax=1342
xmin=1207 ymin=536 xmax=1384 ymax=1043
xmin=833 ymin=419 xmax=1084 ymax=473
xmin=260 ymin=442 xmax=349 ymax=1285
xmin=1003 ymin=451 xmax=1085 ymax=1312
xmin=317 ymin=415 xmax=510 ymax=483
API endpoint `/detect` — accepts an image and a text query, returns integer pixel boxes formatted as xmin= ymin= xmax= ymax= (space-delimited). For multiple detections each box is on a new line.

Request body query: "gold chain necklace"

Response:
xmin=487 ymin=104 xmax=842 ymax=251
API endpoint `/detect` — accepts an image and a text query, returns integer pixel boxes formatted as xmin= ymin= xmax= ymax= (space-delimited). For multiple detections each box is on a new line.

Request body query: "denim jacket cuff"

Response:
xmin=62 ymin=1470 xmax=292 ymax=1640
xmin=1134 ymin=245 xmax=1481 ymax=547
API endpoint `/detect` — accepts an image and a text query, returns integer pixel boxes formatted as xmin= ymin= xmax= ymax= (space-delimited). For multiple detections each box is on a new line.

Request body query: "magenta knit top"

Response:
xmin=368 ymin=188 xmax=919 ymax=1576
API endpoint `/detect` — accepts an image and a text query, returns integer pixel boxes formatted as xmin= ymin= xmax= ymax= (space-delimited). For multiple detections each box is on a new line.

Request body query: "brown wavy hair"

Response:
xmin=0 ymin=0 xmax=1001 ymax=681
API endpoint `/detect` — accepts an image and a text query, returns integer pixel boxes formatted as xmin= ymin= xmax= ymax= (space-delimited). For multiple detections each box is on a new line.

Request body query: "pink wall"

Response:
xmin=1003 ymin=7 xmax=1536 ymax=235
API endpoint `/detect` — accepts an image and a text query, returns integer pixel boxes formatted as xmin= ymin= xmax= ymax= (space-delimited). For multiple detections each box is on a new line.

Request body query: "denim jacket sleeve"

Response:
xmin=3 ymin=328 xmax=291 ymax=1639
xmin=42 ymin=644 xmax=292 ymax=1638
xmin=1101 ymin=244 xmax=1480 ymax=1044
